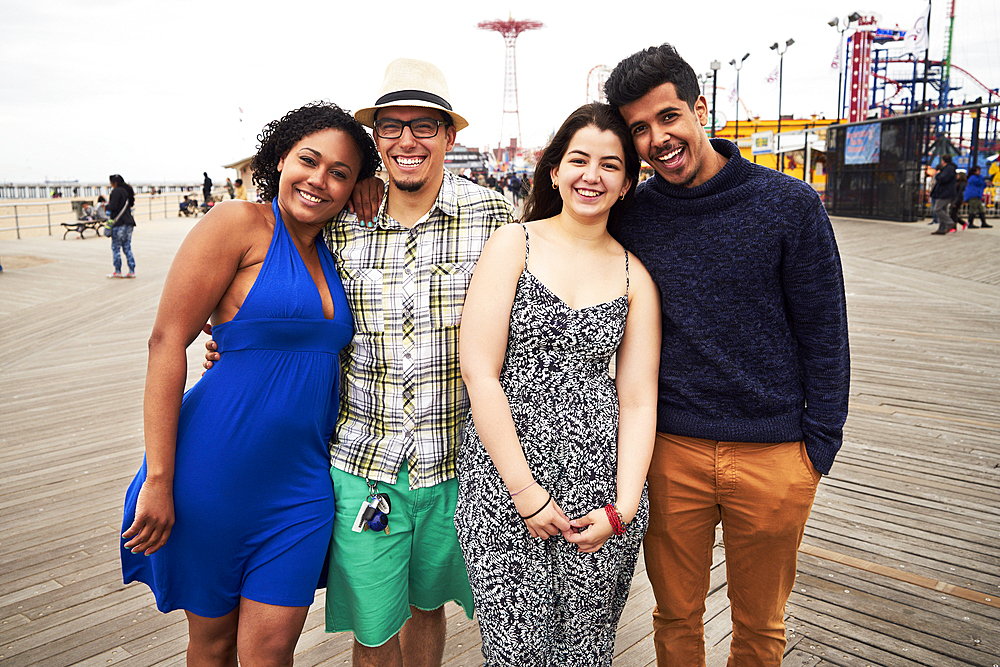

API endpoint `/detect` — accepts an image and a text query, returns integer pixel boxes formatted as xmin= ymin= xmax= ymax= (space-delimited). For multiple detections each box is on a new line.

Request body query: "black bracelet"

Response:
xmin=518 ymin=492 xmax=552 ymax=520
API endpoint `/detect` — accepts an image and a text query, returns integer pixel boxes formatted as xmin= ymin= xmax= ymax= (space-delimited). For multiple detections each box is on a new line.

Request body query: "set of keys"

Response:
xmin=352 ymin=480 xmax=391 ymax=534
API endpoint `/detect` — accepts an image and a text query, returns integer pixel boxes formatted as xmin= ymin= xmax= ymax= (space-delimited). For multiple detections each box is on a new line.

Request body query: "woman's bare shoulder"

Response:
xmin=481 ymin=220 xmax=529 ymax=265
xmin=188 ymin=200 xmax=271 ymax=241
xmin=203 ymin=199 xmax=270 ymax=226
xmin=171 ymin=201 xmax=273 ymax=271
xmin=624 ymin=250 xmax=658 ymax=300
xmin=491 ymin=219 xmax=527 ymax=241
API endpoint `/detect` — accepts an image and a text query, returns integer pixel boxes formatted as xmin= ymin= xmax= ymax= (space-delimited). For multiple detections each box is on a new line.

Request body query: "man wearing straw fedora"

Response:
xmin=324 ymin=58 xmax=514 ymax=667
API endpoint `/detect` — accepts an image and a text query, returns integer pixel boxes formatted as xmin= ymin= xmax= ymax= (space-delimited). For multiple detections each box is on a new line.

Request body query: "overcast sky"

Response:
xmin=1 ymin=0 xmax=997 ymax=185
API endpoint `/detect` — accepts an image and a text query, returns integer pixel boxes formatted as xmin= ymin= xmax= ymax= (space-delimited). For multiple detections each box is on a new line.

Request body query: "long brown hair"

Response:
xmin=521 ymin=103 xmax=639 ymax=234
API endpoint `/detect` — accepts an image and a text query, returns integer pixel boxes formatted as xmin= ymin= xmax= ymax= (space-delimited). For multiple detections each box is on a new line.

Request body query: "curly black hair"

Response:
xmin=250 ymin=101 xmax=380 ymax=203
xmin=521 ymin=103 xmax=639 ymax=235
xmin=604 ymin=43 xmax=700 ymax=112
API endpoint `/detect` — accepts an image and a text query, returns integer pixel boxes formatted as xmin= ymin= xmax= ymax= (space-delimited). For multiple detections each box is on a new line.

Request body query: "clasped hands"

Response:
xmin=513 ymin=484 xmax=615 ymax=553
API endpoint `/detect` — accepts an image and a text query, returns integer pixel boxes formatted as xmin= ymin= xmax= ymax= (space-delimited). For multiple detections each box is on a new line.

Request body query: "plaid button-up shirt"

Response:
xmin=327 ymin=169 xmax=515 ymax=489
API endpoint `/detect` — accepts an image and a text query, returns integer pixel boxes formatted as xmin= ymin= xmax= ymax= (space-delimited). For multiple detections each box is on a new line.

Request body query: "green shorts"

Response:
xmin=325 ymin=462 xmax=474 ymax=647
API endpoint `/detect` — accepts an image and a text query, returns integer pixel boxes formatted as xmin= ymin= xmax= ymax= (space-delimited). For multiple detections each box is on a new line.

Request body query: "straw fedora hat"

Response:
xmin=354 ymin=58 xmax=469 ymax=132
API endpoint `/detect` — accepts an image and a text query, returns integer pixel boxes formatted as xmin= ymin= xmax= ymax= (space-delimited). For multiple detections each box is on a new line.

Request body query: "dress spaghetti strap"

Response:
xmin=624 ymin=249 xmax=630 ymax=299
xmin=519 ymin=223 xmax=530 ymax=271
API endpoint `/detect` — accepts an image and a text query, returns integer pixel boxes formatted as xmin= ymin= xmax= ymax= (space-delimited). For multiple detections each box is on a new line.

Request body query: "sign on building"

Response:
xmin=751 ymin=131 xmax=774 ymax=155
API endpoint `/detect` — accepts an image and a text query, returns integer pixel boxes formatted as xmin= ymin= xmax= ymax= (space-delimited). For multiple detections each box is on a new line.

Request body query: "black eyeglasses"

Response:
xmin=373 ymin=117 xmax=449 ymax=139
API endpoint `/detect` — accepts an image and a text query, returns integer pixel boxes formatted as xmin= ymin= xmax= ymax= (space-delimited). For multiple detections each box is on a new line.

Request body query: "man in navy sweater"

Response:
xmin=606 ymin=44 xmax=850 ymax=666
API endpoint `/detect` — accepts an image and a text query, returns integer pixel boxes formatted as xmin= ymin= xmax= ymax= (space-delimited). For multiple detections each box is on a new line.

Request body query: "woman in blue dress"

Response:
xmin=120 ymin=102 xmax=379 ymax=666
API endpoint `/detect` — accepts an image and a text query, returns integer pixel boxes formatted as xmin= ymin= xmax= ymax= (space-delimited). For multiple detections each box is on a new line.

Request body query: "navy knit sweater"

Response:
xmin=616 ymin=139 xmax=850 ymax=474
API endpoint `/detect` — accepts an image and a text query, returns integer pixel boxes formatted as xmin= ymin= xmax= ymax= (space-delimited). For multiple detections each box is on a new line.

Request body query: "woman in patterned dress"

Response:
xmin=455 ymin=103 xmax=661 ymax=666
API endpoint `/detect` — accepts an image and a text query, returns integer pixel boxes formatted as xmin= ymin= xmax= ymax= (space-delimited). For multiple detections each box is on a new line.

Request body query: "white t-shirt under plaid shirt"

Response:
xmin=327 ymin=169 xmax=515 ymax=489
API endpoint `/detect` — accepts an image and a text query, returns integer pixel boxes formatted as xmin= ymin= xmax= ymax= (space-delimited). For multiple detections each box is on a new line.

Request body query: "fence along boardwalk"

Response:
xmin=0 ymin=215 xmax=997 ymax=667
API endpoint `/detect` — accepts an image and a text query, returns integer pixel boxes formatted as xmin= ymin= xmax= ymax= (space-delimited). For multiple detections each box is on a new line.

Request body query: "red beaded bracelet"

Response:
xmin=604 ymin=503 xmax=626 ymax=535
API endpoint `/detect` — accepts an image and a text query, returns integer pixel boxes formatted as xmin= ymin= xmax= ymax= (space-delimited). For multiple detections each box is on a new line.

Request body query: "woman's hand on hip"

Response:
xmin=202 ymin=327 xmax=219 ymax=374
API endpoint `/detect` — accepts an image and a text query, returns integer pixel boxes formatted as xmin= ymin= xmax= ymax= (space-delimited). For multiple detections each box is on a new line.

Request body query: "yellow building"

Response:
xmin=714 ymin=117 xmax=840 ymax=190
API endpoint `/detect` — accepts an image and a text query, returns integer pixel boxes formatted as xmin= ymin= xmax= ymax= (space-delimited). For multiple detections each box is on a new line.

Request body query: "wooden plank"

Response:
xmin=1 ymin=214 xmax=998 ymax=666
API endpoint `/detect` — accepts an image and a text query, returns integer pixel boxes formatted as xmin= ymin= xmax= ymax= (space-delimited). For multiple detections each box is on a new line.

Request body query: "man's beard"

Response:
xmin=393 ymin=176 xmax=428 ymax=193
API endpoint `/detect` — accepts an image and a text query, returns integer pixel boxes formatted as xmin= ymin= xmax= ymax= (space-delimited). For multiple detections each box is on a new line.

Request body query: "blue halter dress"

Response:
xmin=121 ymin=200 xmax=353 ymax=616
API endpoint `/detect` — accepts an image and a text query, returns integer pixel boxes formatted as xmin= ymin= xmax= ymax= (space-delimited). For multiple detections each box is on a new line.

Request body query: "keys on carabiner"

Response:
xmin=352 ymin=481 xmax=392 ymax=535
xmin=353 ymin=480 xmax=381 ymax=533
xmin=367 ymin=493 xmax=391 ymax=534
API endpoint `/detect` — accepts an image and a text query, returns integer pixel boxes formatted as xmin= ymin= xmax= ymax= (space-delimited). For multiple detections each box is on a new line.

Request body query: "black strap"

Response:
xmin=376 ymin=89 xmax=452 ymax=110
xmin=520 ymin=223 xmax=529 ymax=271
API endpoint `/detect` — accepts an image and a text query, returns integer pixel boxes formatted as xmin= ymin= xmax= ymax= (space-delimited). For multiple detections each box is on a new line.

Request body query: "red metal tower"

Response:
xmin=478 ymin=16 xmax=543 ymax=155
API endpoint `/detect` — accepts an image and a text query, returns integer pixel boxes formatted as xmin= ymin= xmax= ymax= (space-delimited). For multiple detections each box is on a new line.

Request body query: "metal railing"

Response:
xmin=825 ymin=101 xmax=1000 ymax=222
xmin=0 ymin=182 xmax=203 ymax=200
xmin=0 ymin=192 xmax=194 ymax=239
xmin=920 ymin=200 xmax=999 ymax=220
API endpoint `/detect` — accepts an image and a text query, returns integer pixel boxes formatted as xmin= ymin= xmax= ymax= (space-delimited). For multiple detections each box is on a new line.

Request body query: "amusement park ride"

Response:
xmin=839 ymin=2 xmax=998 ymax=168
xmin=472 ymin=7 xmax=996 ymax=192
xmin=819 ymin=2 xmax=999 ymax=221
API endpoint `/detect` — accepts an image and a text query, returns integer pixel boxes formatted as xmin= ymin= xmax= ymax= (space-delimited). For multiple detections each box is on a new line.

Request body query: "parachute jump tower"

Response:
xmin=477 ymin=16 xmax=543 ymax=155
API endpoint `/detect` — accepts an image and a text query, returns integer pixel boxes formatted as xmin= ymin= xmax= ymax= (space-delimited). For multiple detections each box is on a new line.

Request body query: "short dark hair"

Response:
xmin=970 ymin=166 xmax=981 ymax=175
xmin=250 ymin=101 xmax=381 ymax=203
xmin=521 ymin=102 xmax=639 ymax=234
xmin=940 ymin=154 xmax=953 ymax=164
xmin=604 ymin=43 xmax=700 ymax=111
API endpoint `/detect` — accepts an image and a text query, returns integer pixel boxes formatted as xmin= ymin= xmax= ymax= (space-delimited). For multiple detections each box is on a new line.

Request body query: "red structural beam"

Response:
xmin=477 ymin=18 xmax=543 ymax=37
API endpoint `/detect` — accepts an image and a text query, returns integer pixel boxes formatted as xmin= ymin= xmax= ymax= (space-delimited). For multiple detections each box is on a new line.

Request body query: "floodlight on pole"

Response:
xmin=709 ymin=60 xmax=721 ymax=137
xmin=828 ymin=13 xmax=860 ymax=122
xmin=729 ymin=53 xmax=749 ymax=139
xmin=770 ymin=38 xmax=794 ymax=173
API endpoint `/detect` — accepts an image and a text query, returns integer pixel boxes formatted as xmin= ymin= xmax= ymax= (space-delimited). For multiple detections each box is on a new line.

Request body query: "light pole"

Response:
xmin=729 ymin=53 xmax=750 ymax=141
xmin=828 ymin=13 xmax=860 ymax=122
xmin=752 ymin=116 xmax=761 ymax=164
xmin=770 ymin=38 xmax=794 ymax=173
xmin=710 ymin=60 xmax=720 ymax=137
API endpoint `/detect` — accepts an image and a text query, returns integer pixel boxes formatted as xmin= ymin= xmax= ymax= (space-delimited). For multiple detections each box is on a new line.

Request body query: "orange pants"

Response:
xmin=644 ymin=433 xmax=821 ymax=667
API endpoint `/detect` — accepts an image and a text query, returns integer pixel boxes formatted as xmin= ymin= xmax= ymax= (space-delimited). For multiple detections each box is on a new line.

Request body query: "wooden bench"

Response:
xmin=61 ymin=218 xmax=107 ymax=239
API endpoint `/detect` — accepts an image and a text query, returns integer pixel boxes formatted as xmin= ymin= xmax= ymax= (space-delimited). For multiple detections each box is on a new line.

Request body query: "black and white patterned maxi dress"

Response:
xmin=455 ymin=224 xmax=649 ymax=667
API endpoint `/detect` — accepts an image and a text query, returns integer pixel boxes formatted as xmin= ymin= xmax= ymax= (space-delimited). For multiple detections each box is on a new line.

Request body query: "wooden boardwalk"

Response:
xmin=1 ymin=215 xmax=997 ymax=666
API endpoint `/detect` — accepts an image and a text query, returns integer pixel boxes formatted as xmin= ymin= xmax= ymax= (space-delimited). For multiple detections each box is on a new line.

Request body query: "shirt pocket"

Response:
xmin=339 ymin=267 xmax=384 ymax=333
xmin=430 ymin=261 xmax=476 ymax=329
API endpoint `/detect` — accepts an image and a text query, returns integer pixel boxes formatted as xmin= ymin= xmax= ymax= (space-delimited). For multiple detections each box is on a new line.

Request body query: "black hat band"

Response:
xmin=375 ymin=89 xmax=452 ymax=110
